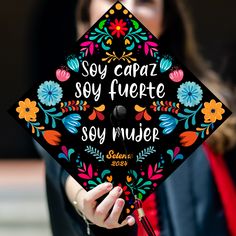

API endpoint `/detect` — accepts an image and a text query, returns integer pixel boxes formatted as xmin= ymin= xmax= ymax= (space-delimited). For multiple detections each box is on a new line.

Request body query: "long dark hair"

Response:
xmin=77 ymin=0 xmax=236 ymax=154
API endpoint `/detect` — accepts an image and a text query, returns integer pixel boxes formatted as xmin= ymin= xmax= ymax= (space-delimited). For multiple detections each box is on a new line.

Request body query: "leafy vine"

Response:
xmin=136 ymin=146 xmax=156 ymax=163
xmin=177 ymin=104 xmax=203 ymax=129
xmin=102 ymin=51 xmax=137 ymax=63
xmin=85 ymin=146 xmax=105 ymax=162
xmin=38 ymin=103 xmax=63 ymax=128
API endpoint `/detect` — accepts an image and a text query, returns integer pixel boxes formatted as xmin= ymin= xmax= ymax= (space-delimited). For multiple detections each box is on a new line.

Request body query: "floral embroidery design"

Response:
xmin=160 ymin=56 xmax=172 ymax=73
xmin=11 ymin=2 xmax=230 ymax=221
xmin=109 ymin=19 xmax=128 ymax=38
xmin=43 ymin=130 xmax=61 ymax=146
xmin=201 ymin=99 xmax=225 ymax=123
xmin=58 ymin=146 xmax=75 ymax=162
xmin=62 ymin=114 xmax=81 ymax=134
xmin=16 ymin=98 xmax=39 ymax=122
xmin=102 ymin=51 xmax=137 ymax=64
xmin=37 ymin=81 xmax=63 ymax=106
xmin=167 ymin=147 xmax=184 ymax=163
xmin=179 ymin=131 xmax=199 ymax=147
xmin=67 ymin=55 xmax=80 ymax=72
xmin=177 ymin=81 xmax=203 ymax=107
xmin=159 ymin=114 xmax=178 ymax=135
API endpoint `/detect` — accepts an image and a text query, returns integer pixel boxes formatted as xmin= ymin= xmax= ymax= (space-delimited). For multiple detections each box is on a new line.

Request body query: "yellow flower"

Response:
xmin=16 ymin=98 xmax=39 ymax=122
xmin=201 ymin=99 xmax=225 ymax=123
xmin=125 ymin=38 xmax=130 ymax=45
xmin=106 ymin=39 xmax=112 ymax=45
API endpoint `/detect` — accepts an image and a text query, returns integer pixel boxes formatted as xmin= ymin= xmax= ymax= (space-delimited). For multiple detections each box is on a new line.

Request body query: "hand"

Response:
xmin=75 ymin=182 xmax=135 ymax=229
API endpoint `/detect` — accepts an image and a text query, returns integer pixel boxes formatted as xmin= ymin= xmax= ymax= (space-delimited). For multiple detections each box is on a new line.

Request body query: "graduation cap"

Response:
xmin=9 ymin=1 xmax=231 ymax=233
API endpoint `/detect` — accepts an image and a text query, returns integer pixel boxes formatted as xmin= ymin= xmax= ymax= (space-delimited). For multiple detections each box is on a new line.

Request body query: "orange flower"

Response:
xmin=109 ymin=19 xmax=128 ymax=38
xmin=16 ymin=98 xmax=39 ymax=122
xmin=43 ymin=130 xmax=61 ymax=146
xmin=201 ymin=99 xmax=225 ymax=123
xmin=179 ymin=131 xmax=198 ymax=147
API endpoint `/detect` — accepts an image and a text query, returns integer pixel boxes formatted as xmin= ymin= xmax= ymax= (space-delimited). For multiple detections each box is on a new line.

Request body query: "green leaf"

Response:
xmin=138 ymin=193 xmax=143 ymax=200
xmin=104 ymin=27 xmax=111 ymax=35
xmin=101 ymin=170 xmax=111 ymax=179
xmin=54 ymin=112 xmax=63 ymax=117
xmin=97 ymin=35 xmax=104 ymax=43
xmin=201 ymin=132 xmax=205 ymax=138
xmin=167 ymin=149 xmax=174 ymax=157
xmin=141 ymin=181 xmax=152 ymax=187
xmin=51 ymin=118 xmax=56 ymax=129
xmin=88 ymin=180 xmax=97 ymax=186
xmin=36 ymin=128 xmax=40 ymax=137
xmin=99 ymin=19 xmax=107 ymax=29
xmin=184 ymin=108 xmax=194 ymax=114
xmin=47 ymin=108 xmax=56 ymax=113
xmin=95 ymin=28 xmax=103 ymax=34
xmin=129 ymin=170 xmax=138 ymax=179
xmin=89 ymin=35 xmax=99 ymax=41
xmin=131 ymin=19 xmax=139 ymax=30
xmin=139 ymin=35 xmax=148 ymax=41
xmin=68 ymin=148 xmax=75 ymax=157
xmin=137 ymin=178 xmax=143 ymax=186
xmin=45 ymin=113 xmax=49 ymax=125
xmin=127 ymin=27 xmax=133 ymax=35
xmin=184 ymin=119 xmax=189 ymax=129
xmin=177 ymin=113 xmax=186 ymax=118
xmin=133 ymin=28 xmax=142 ymax=34
xmin=192 ymin=115 xmax=196 ymax=126
xmin=138 ymin=188 xmax=146 ymax=194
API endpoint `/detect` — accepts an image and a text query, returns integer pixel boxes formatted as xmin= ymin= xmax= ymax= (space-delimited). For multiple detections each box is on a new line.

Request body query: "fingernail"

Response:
xmin=126 ymin=215 xmax=133 ymax=221
xmin=117 ymin=199 xmax=124 ymax=207
xmin=105 ymin=182 xmax=113 ymax=191
xmin=126 ymin=216 xmax=135 ymax=226
xmin=117 ymin=186 xmax=122 ymax=194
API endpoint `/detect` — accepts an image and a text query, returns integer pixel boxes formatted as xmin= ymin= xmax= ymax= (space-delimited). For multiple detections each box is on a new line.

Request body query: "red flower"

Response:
xmin=109 ymin=19 xmax=128 ymax=38
xmin=118 ymin=183 xmax=131 ymax=200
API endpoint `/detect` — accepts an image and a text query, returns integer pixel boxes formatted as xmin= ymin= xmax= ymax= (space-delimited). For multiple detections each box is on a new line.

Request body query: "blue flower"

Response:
xmin=160 ymin=56 xmax=172 ymax=73
xmin=62 ymin=114 xmax=81 ymax=134
xmin=159 ymin=114 xmax=178 ymax=135
xmin=177 ymin=81 xmax=203 ymax=107
xmin=37 ymin=81 xmax=63 ymax=106
xmin=67 ymin=55 xmax=79 ymax=73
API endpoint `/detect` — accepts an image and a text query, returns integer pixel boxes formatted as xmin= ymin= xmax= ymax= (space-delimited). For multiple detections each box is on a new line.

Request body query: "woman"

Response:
xmin=34 ymin=0 xmax=236 ymax=235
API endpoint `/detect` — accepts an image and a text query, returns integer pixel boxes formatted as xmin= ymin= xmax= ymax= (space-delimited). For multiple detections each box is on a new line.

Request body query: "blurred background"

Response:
xmin=1 ymin=0 xmax=236 ymax=235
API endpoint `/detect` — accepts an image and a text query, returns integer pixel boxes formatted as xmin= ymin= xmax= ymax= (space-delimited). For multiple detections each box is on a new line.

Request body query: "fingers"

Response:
xmin=95 ymin=186 xmax=123 ymax=222
xmin=80 ymin=182 xmax=113 ymax=218
xmin=104 ymin=198 xmax=136 ymax=229
xmin=118 ymin=215 xmax=136 ymax=228
xmin=85 ymin=182 xmax=113 ymax=203
xmin=104 ymin=198 xmax=125 ymax=228
xmin=125 ymin=215 xmax=136 ymax=226
xmin=77 ymin=183 xmax=136 ymax=230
